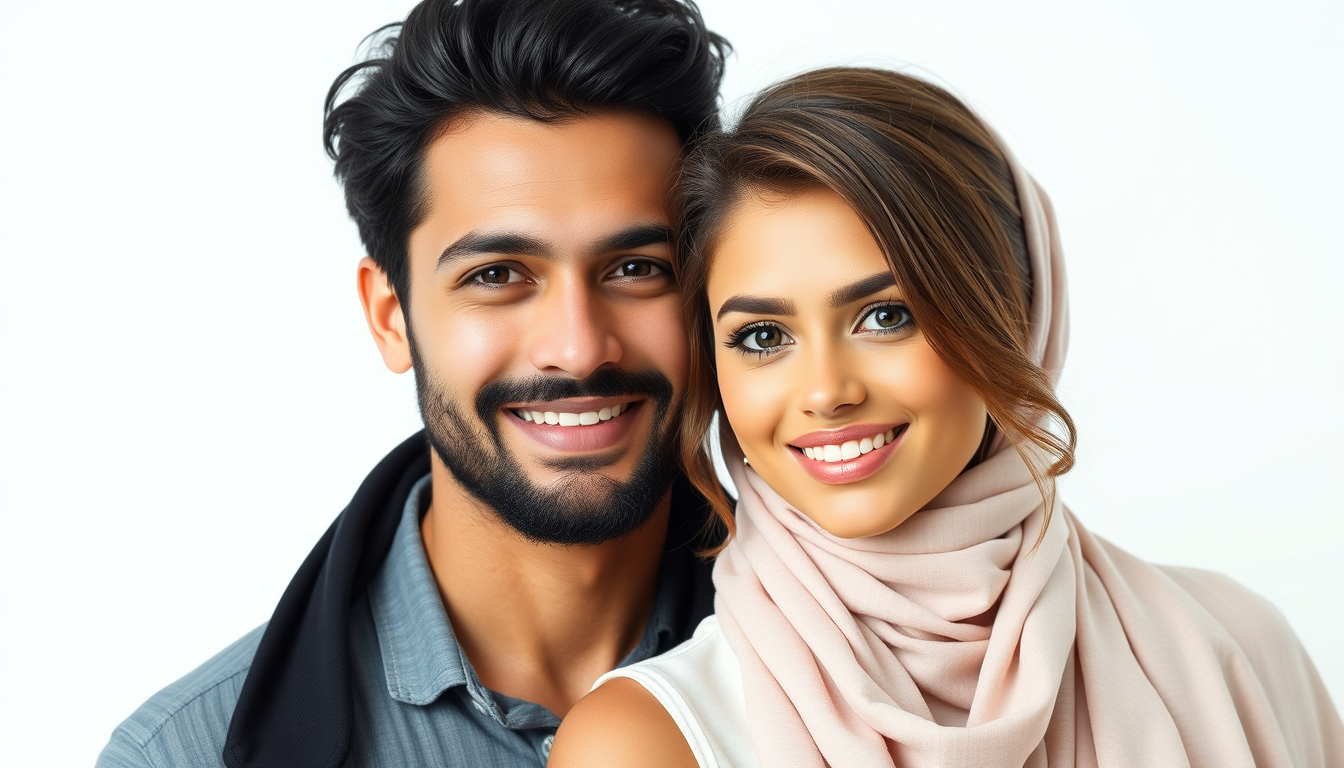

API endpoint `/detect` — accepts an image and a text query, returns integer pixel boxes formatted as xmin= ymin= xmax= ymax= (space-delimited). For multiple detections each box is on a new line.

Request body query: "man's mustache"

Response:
xmin=475 ymin=368 xmax=675 ymax=430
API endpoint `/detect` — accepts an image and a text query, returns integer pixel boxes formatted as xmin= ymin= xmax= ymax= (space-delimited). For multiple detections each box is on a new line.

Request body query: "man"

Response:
xmin=96 ymin=1 xmax=729 ymax=766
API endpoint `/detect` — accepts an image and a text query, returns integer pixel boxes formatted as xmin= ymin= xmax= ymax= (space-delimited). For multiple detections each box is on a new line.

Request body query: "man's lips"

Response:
xmin=788 ymin=423 xmax=908 ymax=485
xmin=505 ymin=399 xmax=645 ymax=452
xmin=507 ymin=396 xmax=637 ymax=427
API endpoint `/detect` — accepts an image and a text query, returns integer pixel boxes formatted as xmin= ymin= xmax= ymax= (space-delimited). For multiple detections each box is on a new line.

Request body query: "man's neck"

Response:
xmin=419 ymin=458 xmax=669 ymax=718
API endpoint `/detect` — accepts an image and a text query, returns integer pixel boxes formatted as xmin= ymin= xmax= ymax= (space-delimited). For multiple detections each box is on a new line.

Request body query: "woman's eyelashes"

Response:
xmin=725 ymin=302 xmax=915 ymax=359
xmin=726 ymin=322 xmax=794 ymax=357
xmin=855 ymin=301 xmax=914 ymax=334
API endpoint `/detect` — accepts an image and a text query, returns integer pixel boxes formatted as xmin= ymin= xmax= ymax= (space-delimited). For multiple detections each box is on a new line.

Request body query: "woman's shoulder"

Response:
xmin=549 ymin=676 xmax=697 ymax=768
xmin=1086 ymin=527 xmax=1308 ymax=666
xmin=1138 ymin=559 xmax=1330 ymax=692
xmin=550 ymin=616 xmax=756 ymax=768
xmin=1156 ymin=565 xmax=1293 ymax=650
xmin=1154 ymin=565 xmax=1325 ymax=694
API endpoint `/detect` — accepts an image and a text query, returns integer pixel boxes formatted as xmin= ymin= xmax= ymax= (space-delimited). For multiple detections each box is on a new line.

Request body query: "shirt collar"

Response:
xmin=367 ymin=474 xmax=468 ymax=706
xmin=366 ymin=473 xmax=694 ymax=711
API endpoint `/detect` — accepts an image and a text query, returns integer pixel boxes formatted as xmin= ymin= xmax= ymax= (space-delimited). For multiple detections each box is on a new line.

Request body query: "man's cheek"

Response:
xmin=626 ymin=302 xmax=689 ymax=387
xmin=441 ymin=313 xmax=520 ymax=381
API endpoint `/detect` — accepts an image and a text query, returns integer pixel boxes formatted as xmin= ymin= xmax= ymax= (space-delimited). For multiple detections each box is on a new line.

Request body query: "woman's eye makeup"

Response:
xmin=726 ymin=322 xmax=795 ymax=357
xmin=722 ymin=301 xmax=912 ymax=358
xmin=855 ymin=301 xmax=914 ymax=334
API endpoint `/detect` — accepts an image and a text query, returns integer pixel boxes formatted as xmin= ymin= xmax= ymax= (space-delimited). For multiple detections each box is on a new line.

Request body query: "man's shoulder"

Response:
xmin=97 ymin=624 xmax=267 ymax=768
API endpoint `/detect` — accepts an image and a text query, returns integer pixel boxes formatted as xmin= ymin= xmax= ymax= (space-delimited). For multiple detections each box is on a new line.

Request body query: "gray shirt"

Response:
xmin=97 ymin=475 xmax=693 ymax=767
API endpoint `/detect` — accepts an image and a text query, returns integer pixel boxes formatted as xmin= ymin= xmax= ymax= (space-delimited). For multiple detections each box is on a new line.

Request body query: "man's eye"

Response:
xmin=471 ymin=266 xmax=521 ymax=285
xmin=857 ymin=303 xmax=913 ymax=333
xmin=612 ymin=260 xmax=662 ymax=278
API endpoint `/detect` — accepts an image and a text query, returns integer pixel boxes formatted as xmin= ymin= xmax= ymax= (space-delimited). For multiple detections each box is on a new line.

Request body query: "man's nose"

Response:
xmin=527 ymin=276 xmax=623 ymax=378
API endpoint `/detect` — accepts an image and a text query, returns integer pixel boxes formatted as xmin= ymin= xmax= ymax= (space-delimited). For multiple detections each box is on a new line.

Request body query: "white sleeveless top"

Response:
xmin=594 ymin=615 xmax=757 ymax=768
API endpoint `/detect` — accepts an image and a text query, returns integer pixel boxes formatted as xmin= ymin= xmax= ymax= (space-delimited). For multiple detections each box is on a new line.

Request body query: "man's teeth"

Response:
xmin=801 ymin=428 xmax=897 ymax=463
xmin=515 ymin=402 xmax=627 ymax=426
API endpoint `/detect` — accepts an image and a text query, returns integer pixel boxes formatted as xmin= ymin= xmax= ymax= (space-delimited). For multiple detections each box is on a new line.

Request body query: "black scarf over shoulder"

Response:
xmin=222 ymin=431 xmax=719 ymax=768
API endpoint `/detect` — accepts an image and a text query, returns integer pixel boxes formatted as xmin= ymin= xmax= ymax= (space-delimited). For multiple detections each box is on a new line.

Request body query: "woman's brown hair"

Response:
xmin=675 ymin=68 xmax=1077 ymax=551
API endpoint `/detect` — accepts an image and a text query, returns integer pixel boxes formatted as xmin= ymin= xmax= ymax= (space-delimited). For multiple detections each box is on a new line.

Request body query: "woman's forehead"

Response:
xmin=705 ymin=187 xmax=896 ymax=312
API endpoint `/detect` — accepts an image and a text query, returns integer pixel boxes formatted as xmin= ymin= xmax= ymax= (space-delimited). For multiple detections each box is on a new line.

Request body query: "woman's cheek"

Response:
xmin=895 ymin=344 xmax=986 ymax=463
xmin=716 ymin=355 xmax=785 ymax=458
xmin=715 ymin=356 xmax=758 ymax=445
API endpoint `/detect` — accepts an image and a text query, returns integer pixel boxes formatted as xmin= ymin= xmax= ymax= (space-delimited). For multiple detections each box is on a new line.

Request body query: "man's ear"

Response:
xmin=357 ymin=256 xmax=413 ymax=374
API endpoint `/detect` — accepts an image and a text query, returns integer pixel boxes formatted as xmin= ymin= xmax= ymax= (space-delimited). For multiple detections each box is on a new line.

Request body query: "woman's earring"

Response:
xmin=743 ymin=456 xmax=750 ymax=465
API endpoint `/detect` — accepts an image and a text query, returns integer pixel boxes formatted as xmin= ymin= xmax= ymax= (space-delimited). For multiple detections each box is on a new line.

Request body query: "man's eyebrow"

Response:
xmin=437 ymin=230 xmax=553 ymax=270
xmin=715 ymin=295 xmax=797 ymax=321
xmin=591 ymin=223 xmax=670 ymax=255
xmin=827 ymin=271 xmax=898 ymax=307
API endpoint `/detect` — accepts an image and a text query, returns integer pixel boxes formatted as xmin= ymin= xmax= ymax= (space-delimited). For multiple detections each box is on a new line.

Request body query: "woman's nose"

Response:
xmin=799 ymin=344 xmax=866 ymax=419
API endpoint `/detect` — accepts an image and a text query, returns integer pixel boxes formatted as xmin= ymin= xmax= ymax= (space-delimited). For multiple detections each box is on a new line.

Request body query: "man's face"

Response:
xmin=397 ymin=111 xmax=688 ymax=544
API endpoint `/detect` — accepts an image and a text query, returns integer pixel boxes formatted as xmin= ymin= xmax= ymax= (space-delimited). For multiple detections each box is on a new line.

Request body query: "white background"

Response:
xmin=1 ymin=1 xmax=1340 ymax=765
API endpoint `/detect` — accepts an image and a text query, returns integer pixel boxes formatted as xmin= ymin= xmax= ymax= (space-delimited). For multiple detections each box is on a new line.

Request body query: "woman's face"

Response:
xmin=708 ymin=187 xmax=989 ymax=538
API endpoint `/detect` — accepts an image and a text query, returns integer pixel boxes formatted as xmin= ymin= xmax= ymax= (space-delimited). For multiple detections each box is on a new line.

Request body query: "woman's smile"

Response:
xmin=787 ymin=423 xmax=907 ymax=484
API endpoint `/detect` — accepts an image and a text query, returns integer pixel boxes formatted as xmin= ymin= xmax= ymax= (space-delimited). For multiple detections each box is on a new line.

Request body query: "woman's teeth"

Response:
xmin=514 ymin=402 xmax=628 ymax=426
xmin=801 ymin=428 xmax=897 ymax=462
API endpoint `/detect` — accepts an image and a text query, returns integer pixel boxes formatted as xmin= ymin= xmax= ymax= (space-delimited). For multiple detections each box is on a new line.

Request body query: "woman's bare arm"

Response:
xmin=548 ymin=677 xmax=698 ymax=768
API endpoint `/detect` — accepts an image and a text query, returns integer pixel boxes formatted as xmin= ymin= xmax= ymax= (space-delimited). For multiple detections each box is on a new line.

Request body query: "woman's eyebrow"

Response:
xmin=716 ymin=295 xmax=796 ymax=321
xmin=827 ymin=271 xmax=897 ymax=307
xmin=714 ymin=272 xmax=897 ymax=321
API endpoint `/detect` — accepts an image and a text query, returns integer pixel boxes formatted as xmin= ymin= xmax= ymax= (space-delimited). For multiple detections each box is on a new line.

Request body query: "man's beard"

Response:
xmin=409 ymin=341 xmax=680 ymax=546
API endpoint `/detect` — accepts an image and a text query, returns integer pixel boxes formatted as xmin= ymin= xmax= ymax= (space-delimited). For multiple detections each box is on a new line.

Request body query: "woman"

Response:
xmin=548 ymin=68 xmax=1343 ymax=767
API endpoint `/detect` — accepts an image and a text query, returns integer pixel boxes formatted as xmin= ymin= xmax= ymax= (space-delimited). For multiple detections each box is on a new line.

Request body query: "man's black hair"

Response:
xmin=323 ymin=0 xmax=730 ymax=305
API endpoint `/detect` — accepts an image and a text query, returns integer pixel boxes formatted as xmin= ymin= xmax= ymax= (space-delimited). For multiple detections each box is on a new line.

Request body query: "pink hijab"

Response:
xmin=711 ymin=147 xmax=1344 ymax=767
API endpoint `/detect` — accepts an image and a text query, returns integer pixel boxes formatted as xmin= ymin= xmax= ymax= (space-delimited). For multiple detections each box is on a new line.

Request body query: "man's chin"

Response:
xmin=491 ymin=473 xmax=663 ymax=547
xmin=530 ymin=449 xmax=637 ymax=477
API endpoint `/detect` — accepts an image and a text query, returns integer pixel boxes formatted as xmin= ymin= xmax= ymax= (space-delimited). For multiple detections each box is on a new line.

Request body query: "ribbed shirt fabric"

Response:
xmin=97 ymin=474 xmax=699 ymax=768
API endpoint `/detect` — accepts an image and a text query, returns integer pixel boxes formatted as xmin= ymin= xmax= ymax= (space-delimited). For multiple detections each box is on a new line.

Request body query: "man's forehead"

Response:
xmin=412 ymin=110 xmax=681 ymax=260
xmin=425 ymin=111 xmax=681 ymax=199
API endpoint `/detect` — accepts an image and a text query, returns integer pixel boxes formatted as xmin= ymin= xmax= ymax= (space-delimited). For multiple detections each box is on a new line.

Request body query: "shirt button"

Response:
xmin=542 ymin=734 xmax=555 ymax=758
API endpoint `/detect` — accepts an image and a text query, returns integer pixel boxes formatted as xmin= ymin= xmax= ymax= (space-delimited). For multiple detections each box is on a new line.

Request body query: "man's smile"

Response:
xmin=509 ymin=398 xmax=635 ymax=426
xmin=504 ymin=397 xmax=646 ymax=452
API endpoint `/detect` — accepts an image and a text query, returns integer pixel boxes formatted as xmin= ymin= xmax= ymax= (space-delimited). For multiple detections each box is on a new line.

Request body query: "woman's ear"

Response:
xmin=357 ymin=256 xmax=413 ymax=373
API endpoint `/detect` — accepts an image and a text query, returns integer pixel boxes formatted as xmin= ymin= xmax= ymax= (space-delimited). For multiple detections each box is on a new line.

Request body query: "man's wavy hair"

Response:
xmin=323 ymin=0 xmax=729 ymax=306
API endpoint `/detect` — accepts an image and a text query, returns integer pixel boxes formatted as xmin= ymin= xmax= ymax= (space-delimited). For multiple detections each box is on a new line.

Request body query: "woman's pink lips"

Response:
xmin=507 ymin=400 xmax=643 ymax=453
xmin=788 ymin=423 xmax=903 ymax=448
xmin=789 ymin=424 xmax=906 ymax=485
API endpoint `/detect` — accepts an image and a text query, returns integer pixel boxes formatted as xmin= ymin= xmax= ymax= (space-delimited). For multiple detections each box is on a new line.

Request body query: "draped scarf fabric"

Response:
xmin=710 ymin=152 xmax=1344 ymax=767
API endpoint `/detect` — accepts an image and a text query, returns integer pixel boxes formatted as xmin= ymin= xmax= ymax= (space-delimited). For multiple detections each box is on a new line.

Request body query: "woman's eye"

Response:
xmin=858 ymin=303 xmax=912 ymax=333
xmin=729 ymin=324 xmax=794 ymax=355
xmin=471 ymin=266 xmax=522 ymax=285
xmin=611 ymin=260 xmax=662 ymax=278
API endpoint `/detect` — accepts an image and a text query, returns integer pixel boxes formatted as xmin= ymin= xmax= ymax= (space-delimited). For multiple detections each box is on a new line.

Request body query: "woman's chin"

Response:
xmin=758 ymin=456 xmax=931 ymax=540
xmin=781 ymin=487 xmax=920 ymax=540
